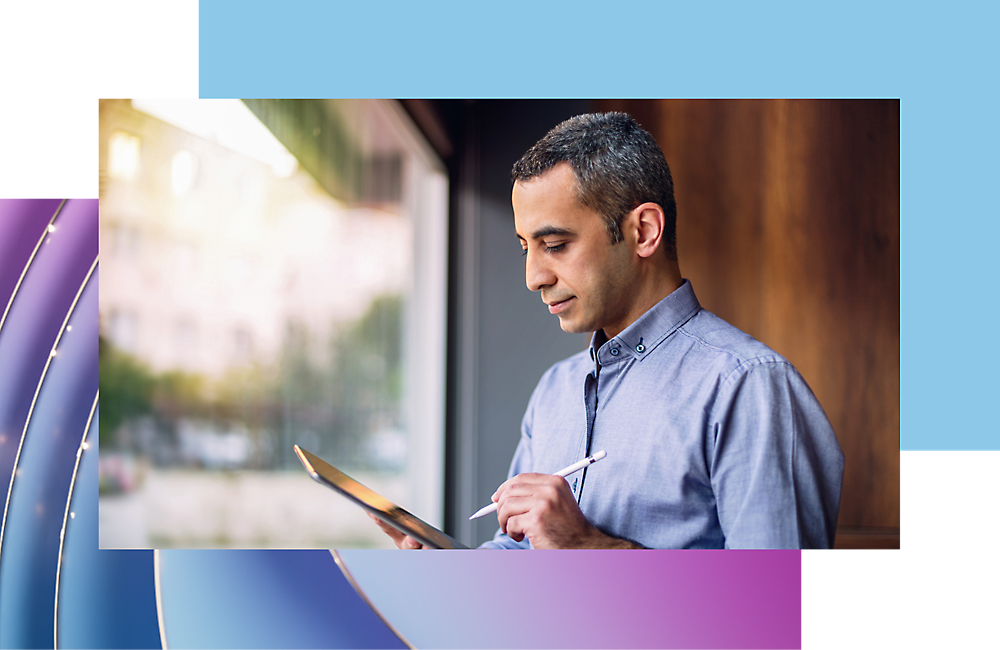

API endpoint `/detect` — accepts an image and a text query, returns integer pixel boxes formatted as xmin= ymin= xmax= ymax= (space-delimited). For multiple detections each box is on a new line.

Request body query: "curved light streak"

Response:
xmin=154 ymin=550 xmax=168 ymax=650
xmin=330 ymin=550 xmax=414 ymax=650
xmin=0 ymin=257 xmax=98 ymax=565
xmin=53 ymin=390 xmax=98 ymax=649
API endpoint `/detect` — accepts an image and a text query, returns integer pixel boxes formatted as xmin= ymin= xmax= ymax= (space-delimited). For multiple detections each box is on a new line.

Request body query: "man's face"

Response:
xmin=513 ymin=163 xmax=637 ymax=338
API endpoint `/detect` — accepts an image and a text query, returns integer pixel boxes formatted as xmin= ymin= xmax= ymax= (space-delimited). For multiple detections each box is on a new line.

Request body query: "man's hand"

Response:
xmin=493 ymin=473 xmax=642 ymax=549
xmin=367 ymin=513 xmax=425 ymax=549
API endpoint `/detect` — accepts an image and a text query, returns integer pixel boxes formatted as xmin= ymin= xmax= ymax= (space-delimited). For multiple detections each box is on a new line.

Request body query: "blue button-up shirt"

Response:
xmin=482 ymin=280 xmax=844 ymax=549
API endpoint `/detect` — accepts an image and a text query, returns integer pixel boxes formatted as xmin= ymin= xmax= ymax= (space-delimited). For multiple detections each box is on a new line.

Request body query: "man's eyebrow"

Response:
xmin=528 ymin=225 xmax=575 ymax=240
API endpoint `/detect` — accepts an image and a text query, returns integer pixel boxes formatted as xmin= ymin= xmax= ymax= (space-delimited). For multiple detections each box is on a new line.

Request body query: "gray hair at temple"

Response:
xmin=511 ymin=112 xmax=678 ymax=260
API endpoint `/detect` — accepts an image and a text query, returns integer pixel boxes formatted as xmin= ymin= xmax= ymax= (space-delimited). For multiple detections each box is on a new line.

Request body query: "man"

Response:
xmin=377 ymin=112 xmax=844 ymax=550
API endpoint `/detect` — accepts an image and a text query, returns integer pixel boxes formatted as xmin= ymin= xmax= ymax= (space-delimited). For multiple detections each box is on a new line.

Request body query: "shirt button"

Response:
xmin=610 ymin=348 xmax=619 ymax=356
xmin=636 ymin=344 xmax=645 ymax=353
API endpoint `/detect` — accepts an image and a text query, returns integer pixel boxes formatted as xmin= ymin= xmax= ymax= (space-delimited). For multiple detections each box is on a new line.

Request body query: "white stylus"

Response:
xmin=468 ymin=450 xmax=608 ymax=520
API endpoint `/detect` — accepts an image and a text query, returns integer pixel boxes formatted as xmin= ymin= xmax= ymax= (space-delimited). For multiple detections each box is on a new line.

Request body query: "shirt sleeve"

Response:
xmin=708 ymin=359 xmax=845 ymax=549
xmin=478 ymin=380 xmax=540 ymax=550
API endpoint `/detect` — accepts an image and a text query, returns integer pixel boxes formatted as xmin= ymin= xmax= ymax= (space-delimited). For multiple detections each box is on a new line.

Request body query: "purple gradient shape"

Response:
xmin=0 ymin=199 xmax=98 ymax=523
xmin=338 ymin=549 xmax=800 ymax=649
xmin=0 ymin=199 xmax=63 ymax=314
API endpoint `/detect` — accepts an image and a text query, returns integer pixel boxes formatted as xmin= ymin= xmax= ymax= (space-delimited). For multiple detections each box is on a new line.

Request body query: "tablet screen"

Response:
xmin=294 ymin=445 xmax=469 ymax=549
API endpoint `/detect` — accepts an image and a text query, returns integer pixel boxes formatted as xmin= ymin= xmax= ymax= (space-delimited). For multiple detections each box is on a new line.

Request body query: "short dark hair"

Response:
xmin=511 ymin=112 xmax=677 ymax=259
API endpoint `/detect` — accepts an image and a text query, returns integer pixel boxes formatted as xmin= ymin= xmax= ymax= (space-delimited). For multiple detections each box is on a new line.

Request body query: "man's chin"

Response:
xmin=557 ymin=316 xmax=591 ymax=334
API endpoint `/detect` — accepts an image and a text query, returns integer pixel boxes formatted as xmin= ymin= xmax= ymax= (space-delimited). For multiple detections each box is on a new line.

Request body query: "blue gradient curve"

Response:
xmin=0 ymin=199 xmax=98 ymax=552
xmin=156 ymin=549 xmax=407 ymax=649
xmin=57 ymin=396 xmax=162 ymax=650
xmin=0 ymin=199 xmax=103 ymax=648
xmin=0 ymin=200 xmax=162 ymax=648
xmin=0 ymin=269 xmax=98 ymax=647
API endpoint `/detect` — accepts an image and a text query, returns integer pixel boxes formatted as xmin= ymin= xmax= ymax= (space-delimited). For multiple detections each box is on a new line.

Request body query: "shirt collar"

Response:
xmin=589 ymin=279 xmax=701 ymax=367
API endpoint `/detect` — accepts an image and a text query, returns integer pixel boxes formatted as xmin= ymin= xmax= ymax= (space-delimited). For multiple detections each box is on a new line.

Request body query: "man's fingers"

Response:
xmin=493 ymin=472 xmax=577 ymax=546
xmin=368 ymin=513 xmax=424 ymax=549
xmin=503 ymin=513 xmax=528 ymax=543
xmin=507 ymin=472 xmax=559 ymax=486
xmin=497 ymin=495 xmax=541 ymax=535
xmin=498 ymin=473 xmax=569 ymax=496
xmin=497 ymin=483 xmax=566 ymax=513
xmin=368 ymin=513 xmax=397 ymax=535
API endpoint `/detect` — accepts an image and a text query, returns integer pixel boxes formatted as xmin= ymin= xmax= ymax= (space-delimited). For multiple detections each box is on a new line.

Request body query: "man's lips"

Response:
xmin=546 ymin=297 xmax=574 ymax=314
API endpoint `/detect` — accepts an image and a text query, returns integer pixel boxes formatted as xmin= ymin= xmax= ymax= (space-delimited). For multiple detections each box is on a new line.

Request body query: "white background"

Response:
xmin=1 ymin=3 xmax=994 ymax=648
xmin=0 ymin=2 xmax=198 ymax=198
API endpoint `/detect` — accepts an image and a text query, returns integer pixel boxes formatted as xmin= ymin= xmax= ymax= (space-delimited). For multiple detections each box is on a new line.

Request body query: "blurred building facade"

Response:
xmin=98 ymin=99 xmax=447 ymax=548
xmin=99 ymin=99 xmax=410 ymax=380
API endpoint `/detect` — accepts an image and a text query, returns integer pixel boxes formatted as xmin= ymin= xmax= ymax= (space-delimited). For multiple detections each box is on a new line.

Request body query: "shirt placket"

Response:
xmin=575 ymin=370 xmax=598 ymax=503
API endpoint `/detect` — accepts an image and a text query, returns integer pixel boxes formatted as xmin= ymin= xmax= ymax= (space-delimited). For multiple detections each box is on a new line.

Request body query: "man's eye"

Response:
xmin=521 ymin=244 xmax=564 ymax=257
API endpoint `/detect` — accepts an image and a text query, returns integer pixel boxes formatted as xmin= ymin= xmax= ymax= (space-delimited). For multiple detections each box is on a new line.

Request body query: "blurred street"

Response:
xmin=99 ymin=468 xmax=408 ymax=549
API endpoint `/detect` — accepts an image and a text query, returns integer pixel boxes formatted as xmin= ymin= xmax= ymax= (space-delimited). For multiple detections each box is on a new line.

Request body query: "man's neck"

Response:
xmin=604 ymin=262 xmax=683 ymax=339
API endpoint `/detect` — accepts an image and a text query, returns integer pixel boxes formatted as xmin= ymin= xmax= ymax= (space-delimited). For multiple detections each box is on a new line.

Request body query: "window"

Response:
xmin=108 ymin=131 xmax=141 ymax=180
xmin=98 ymin=99 xmax=447 ymax=549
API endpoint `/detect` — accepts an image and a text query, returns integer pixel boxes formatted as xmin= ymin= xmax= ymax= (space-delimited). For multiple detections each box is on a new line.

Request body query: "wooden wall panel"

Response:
xmin=596 ymin=100 xmax=900 ymax=546
xmin=601 ymin=100 xmax=767 ymax=338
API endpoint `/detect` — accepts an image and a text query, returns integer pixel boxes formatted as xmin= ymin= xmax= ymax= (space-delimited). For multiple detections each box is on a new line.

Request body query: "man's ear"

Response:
xmin=630 ymin=202 xmax=665 ymax=259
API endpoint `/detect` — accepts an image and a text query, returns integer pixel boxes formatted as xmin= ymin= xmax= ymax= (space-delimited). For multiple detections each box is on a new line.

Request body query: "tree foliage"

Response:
xmin=99 ymin=294 xmax=405 ymax=469
xmin=98 ymin=335 xmax=155 ymax=448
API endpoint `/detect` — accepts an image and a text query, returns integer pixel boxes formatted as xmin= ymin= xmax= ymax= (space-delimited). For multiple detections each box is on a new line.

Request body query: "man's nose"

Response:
xmin=525 ymin=249 xmax=555 ymax=292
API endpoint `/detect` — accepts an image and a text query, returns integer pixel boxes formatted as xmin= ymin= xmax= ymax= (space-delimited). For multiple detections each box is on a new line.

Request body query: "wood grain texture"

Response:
xmin=596 ymin=100 xmax=900 ymax=541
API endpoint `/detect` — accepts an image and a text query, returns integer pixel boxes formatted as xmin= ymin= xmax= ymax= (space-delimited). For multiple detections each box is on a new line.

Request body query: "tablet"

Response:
xmin=293 ymin=445 xmax=469 ymax=549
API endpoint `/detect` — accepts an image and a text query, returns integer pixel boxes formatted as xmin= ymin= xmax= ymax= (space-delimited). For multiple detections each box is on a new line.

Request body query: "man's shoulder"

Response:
xmin=674 ymin=309 xmax=790 ymax=375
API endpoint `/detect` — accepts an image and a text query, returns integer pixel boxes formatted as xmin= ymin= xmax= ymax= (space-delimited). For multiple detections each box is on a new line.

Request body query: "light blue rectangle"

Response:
xmin=201 ymin=1 xmax=914 ymax=98
xmin=199 ymin=0 xmax=1000 ymax=449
